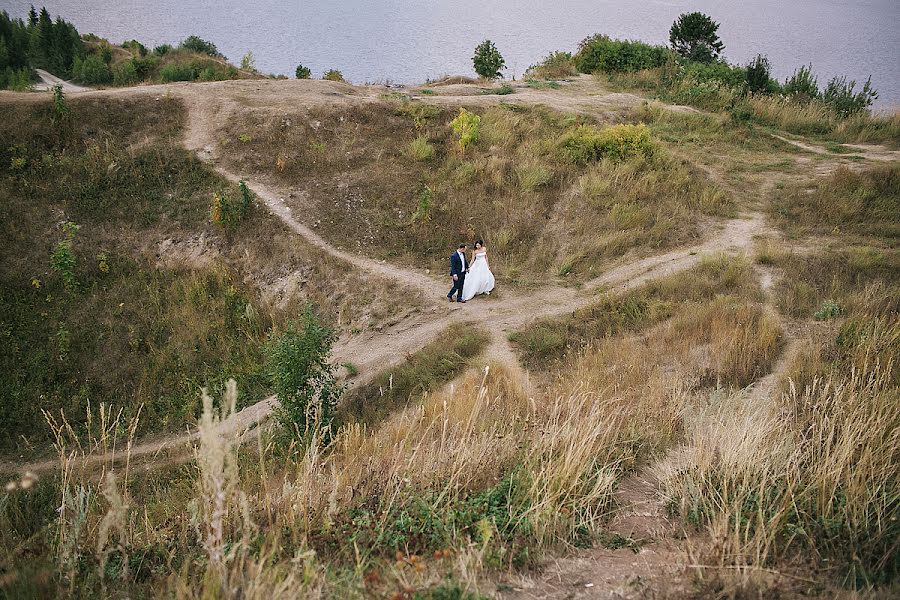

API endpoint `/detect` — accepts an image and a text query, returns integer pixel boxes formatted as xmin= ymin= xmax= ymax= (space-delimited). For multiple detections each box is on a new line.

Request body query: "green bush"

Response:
xmin=295 ymin=64 xmax=311 ymax=79
xmin=160 ymin=62 xmax=197 ymax=83
xmin=122 ymin=39 xmax=148 ymax=57
xmin=153 ymin=44 xmax=172 ymax=56
xmin=783 ymin=64 xmax=820 ymax=101
xmin=669 ymin=12 xmax=724 ymax=63
xmin=50 ymin=222 xmax=78 ymax=293
xmin=268 ymin=307 xmax=343 ymax=440
xmin=72 ymin=54 xmax=112 ymax=85
xmin=449 ymin=108 xmax=481 ymax=151
xmin=2 ymin=67 xmax=34 ymax=91
xmin=558 ymin=123 xmax=655 ymax=165
xmin=683 ymin=61 xmax=747 ymax=91
xmin=113 ymin=60 xmax=139 ymax=85
xmin=179 ymin=35 xmax=222 ymax=58
xmin=472 ymin=39 xmax=505 ymax=79
xmin=322 ymin=69 xmax=344 ymax=82
xmin=210 ymin=179 xmax=254 ymax=226
xmin=528 ymin=50 xmax=577 ymax=79
xmin=575 ymin=35 xmax=670 ymax=74
xmin=823 ymin=75 xmax=878 ymax=117
xmin=746 ymin=54 xmax=777 ymax=93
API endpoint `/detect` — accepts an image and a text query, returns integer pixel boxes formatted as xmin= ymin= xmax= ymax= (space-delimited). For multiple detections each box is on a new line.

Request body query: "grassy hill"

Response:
xmin=0 ymin=62 xmax=897 ymax=599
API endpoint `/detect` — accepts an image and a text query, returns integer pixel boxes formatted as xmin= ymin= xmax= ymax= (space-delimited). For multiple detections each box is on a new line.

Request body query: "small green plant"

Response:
xmin=783 ymin=64 xmax=820 ymax=101
xmin=342 ymin=362 xmax=359 ymax=377
xmin=50 ymin=221 xmax=78 ymax=292
xmin=268 ymin=307 xmax=344 ymax=440
xmin=814 ymin=299 xmax=842 ymax=321
xmin=51 ymin=85 xmax=70 ymax=124
xmin=240 ymin=50 xmax=257 ymax=72
xmin=482 ymin=84 xmax=514 ymax=95
xmin=472 ymin=40 xmax=505 ymax=79
xmin=526 ymin=79 xmax=561 ymax=89
xmin=238 ymin=133 xmax=252 ymax=143
xmin=669 ymin=12 xmax=725 ymax=63
xmin=322 ymin=69 xmax=345 ymax=82
xmin=418 ymin=88 xmax=435 ymax=95
xmin=411 ymin=185 xmax=433 ymax=223
xmin=449 ymin=108 xmax=481 ymax=151
xmin=746 ymin=54 xmax=775 ymax=93
xmin=407 ymin=135 xmax=435 ymax=161
xmin=96 ymin=251 xmax=110 ymax=274
xmin=210 ymin=180 xmax=253 ymax=226
xmin=295 ymin=64 xmax=311 ymax=79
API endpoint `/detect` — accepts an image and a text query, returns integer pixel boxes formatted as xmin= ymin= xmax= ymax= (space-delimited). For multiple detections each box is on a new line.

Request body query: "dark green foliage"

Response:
xmin=746 ymin=54 xmax=776 ymax=93
xmin=472 ymin=39 xmax=505 ymax=79
xmin=268 ymin=307 xmax=343 ymax=440
xmin=295 ymin=63 xmax=311 ymax=79
xmin=783 ymin=63 xmax=819 ymax=101
xmin=160 ymin=62 xmax=197 ymax=82
xmin=0 ymin=7 xmax=84 ymax=87
xmin=669 ymin=12 xmax=724 ymax=63
xmin=72 ymin=53 xmax=112 ymax=84
xmin=179 ymin=35 xmax=222 ymax=58
xmin=823 ymin=75 xmax=878 ymax=116
xmin=322 ymin=68 xmax=344 ymax=82
xmin=153 ymin=43 xmax=172 ymax=56
xmin=683 ymin=60 xmax=747 ymax=90
xmin=49 ymin=221 xmax=78 ymax=292
xmin=575 ymin=34 xmax=670 ymax=74
xmin=121 ymin=39 xmax=147 ymax=57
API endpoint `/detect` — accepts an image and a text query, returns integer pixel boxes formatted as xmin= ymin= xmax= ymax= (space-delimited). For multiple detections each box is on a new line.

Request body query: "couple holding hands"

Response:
xmin=447 ymin=240 xmax=495 ymax=303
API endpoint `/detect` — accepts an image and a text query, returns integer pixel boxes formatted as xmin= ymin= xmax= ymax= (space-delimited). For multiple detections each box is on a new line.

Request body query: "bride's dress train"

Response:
xmin=461 ymin=252 xmax=495 ymax=301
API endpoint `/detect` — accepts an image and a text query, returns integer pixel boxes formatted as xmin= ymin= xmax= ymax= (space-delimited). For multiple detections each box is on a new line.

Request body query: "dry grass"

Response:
xmin=221 ymin=100 xmax=731 ymax=283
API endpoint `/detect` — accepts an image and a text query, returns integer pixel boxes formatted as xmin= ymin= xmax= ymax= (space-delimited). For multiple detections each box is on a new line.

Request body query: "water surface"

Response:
xmin=6 ymin=0 xmax=899 ymax=108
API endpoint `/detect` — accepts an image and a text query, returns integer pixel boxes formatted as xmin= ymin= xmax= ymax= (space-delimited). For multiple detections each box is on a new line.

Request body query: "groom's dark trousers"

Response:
xmin=447 ymin=251 xmax=467 ymax=301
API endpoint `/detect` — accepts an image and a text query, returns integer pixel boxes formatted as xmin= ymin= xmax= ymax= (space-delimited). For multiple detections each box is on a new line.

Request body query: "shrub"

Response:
xmin=153 ymin=44 xmax=172 ymax=56
xmin=407 ymin=135 xmax=435 ymax=161
xmin=783 ymin=64 xmax=819 ymax=101
xmin=72 ymin=54 xmax=112 ymax=85
xmin=575 ymin=35 xmax=670 ymax=74
xmin=179 ymin=35 xmax=222 ymax=58
xmin=268 ymin=307 xmax=343 ymax=440
xmin=322 ymin=69 xmax=344 ymax=82
xmin=239 ymin=50 xmax=256 ymax=72
xmin=411 ymin=185 xmax=433 ymax=222
xmin=113 ymin=60 xmax=139 ymax=85
xmin=449 ymin=108 xmax=481 ymax=151
xmin=50 ymin=222 xmax=78 ymax=292
xmin=823 ymin=75 xmax=877 ymax=117
xmin=472 ymin=39 xmax=505 ymax=79
xmin=683 ymin=61 xmax=747 ymax=90
xmin=121 ymin=39 xmax=147 ymax=57
xmin=210 ymin=179 xmax=254 ymax=226
xmin=746 ymin=54 xmax=776 ymax=93
xmin=295 ymin=64 xmax=311 ymax=79
xmin=160 ymin=63 xmax=197 ymax=83
xmin=558 ymin=123 xmax=655 ymax=165
xmin=3 ymin=67 xmax=34 ymax=91
xmin=528 ymin=50 xmax=577 ymax=79
xmin=669 ymin=12 xmax=724 ymax=63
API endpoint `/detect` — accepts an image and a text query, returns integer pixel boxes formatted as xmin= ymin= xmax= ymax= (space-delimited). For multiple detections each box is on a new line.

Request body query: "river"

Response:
xmin=4 ymin=0 xmax=898 ymax=109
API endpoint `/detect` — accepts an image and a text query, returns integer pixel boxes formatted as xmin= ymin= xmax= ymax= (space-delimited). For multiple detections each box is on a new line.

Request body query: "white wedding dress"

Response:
xmin=461 ymin=251 xmax=495 ymax=301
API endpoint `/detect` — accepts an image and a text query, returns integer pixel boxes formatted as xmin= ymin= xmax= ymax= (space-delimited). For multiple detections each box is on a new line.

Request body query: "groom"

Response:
xmin=447 ymin=243 xmax=469 ymax=303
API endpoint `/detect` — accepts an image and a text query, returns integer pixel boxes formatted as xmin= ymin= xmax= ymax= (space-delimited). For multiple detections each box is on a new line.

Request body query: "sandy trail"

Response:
xmin=31 ymin=68 xmax=92 ymax=93
xmin=0 ymin=77 xmax=873 ymax=476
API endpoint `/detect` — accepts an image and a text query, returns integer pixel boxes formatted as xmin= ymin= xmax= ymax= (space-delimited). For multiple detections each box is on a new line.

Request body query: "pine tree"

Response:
xmin=28 ymin=5 xmax=38 ymax=28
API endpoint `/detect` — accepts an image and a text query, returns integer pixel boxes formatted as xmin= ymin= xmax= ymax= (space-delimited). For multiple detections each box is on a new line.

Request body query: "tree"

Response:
xmin=268 ymin=307 xmax=344 ymax=441
xmin=669 ymin=12 xmax=724 ymax=63
xmin=180 ymin=35 xmax=221 ymax=58
xmin=295 ymin=63 xmax=311 ymax=79
xmin=28 ymin=6 xmax=38 ymax=28
xmin=472 ymin=39 xmax=505 ymax=79
xmin=746 ymin=54 xmax=773 ymax=93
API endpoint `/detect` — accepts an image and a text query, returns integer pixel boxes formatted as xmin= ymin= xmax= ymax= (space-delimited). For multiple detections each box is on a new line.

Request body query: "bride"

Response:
xmin=461 ymin=240 xmax=495 ymax=301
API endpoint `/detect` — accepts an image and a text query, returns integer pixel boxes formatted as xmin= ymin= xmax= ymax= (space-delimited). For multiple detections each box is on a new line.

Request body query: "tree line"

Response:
xmin=0 ymin=6 xmax=84 ymax=90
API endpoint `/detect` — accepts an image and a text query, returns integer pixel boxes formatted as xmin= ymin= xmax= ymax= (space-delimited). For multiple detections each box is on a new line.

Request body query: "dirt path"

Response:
xmin=31 ymin=68 xmax=92 ymax=93
xmin=771 ymin=133 xmax=900 ymax=163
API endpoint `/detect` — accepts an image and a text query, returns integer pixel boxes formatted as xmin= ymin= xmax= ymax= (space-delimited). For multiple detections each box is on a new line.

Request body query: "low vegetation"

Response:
xmin=0 ymin=92 xmax=409 ymax=452
xmin=221 ymin=100 xmax=730 ymax=282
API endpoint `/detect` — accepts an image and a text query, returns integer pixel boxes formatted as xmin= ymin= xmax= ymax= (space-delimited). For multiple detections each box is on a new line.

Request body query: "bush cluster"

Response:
xmin=575 ymin=35 xmax=670 ymax=74
xmin=558 ymin=123 xmax=655 ymax=165
xmin=449 ymin=108 xmax=481 ymax=151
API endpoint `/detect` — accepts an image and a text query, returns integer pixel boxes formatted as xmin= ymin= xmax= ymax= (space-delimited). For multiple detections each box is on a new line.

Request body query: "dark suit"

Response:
xmin=448 ymin=250 xmax=468 ymax=301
